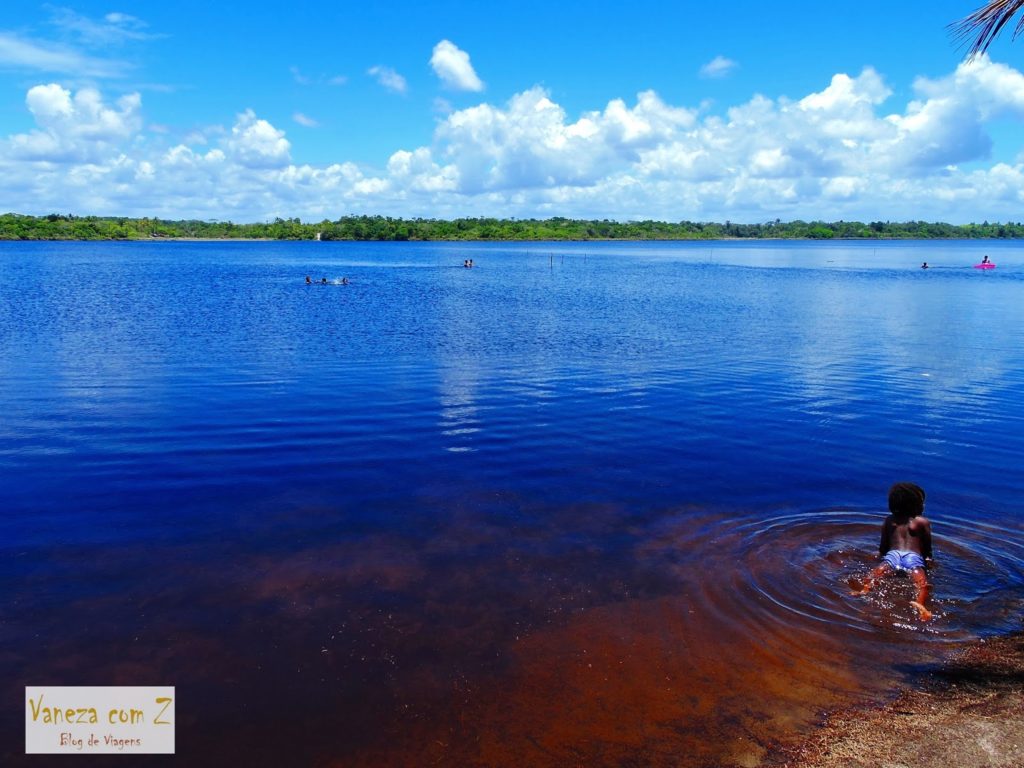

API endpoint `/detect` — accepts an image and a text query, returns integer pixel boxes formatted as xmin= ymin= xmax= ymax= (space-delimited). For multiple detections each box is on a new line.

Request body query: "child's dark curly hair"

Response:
xmin=888 ymin=482 xmax=926 ymax=516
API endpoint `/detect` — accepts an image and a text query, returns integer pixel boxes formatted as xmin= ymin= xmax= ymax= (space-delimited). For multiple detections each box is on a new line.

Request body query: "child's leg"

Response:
xmin=850 ymin=563 xmax=892 ymax=595
xmin=909 ymin=567 xmax=932 ymax=621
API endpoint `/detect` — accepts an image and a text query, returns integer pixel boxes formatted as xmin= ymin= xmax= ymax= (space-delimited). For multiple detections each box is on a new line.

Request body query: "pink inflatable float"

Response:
xmin=974 ymin=262 xmax=996 ymax=269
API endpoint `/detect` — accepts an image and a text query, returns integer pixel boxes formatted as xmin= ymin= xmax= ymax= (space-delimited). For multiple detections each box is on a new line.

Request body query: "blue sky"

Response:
xmin=1 ymin=1 xmax=1023 ymax=222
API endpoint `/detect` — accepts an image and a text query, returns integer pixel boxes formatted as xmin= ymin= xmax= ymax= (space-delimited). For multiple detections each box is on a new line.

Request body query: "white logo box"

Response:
xmin=26 ymin=686 xmax=175 ymax=754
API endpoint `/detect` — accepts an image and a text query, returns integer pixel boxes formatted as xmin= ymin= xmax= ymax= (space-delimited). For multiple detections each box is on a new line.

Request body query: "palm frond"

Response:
xmin=950 ymin=0 xmax=1024 ymax=57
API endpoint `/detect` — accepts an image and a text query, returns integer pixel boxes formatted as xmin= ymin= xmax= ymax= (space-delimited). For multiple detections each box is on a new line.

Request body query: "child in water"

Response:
xmin=851 ymin=482 xmax=933 ymax=621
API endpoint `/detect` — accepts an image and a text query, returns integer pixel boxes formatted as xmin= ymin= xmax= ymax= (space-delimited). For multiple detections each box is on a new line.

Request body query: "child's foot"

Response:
xmin=910 ymin=601 xmax=933 ymax=621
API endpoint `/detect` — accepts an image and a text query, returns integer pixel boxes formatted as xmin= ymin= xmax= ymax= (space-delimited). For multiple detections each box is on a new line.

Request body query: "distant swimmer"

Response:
xmin=982 ymin=255 xmax=991 ymax=264
xmin=321 ymin=277 xmax=328 ymax=285
xmin=921 ymin=262 xmax=929 ymax=269
xmin=305 ymin=275 xmax=312 ymax=284
xmin=341 ymin=277 xmax=349 ymax=285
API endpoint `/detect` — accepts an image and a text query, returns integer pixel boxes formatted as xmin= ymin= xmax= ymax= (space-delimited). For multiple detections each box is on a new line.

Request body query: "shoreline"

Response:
xmin=0 ymin=235 xmax=1021 ymax=243
xmin=769 ymin=631 xmax=1024 ymax=767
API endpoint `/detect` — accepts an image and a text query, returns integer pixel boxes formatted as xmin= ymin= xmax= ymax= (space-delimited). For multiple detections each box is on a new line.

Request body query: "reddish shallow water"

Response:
xmin=312 ymin=509 xmax=1000 ymax=767
xmin=7 ymin=503 xmax=1020 ymax=767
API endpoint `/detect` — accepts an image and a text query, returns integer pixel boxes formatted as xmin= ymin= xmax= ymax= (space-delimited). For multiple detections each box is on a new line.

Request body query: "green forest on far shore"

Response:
xmin=2 ymin=212 xmax=1023 ymax=241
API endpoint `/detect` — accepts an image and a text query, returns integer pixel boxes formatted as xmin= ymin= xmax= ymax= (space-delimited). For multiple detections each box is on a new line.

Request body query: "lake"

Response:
xmin=2 ymin=239 xmax=1024 ymax=766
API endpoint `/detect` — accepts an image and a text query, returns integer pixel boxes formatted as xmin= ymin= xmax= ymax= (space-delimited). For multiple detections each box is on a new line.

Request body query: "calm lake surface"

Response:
xmin=2 ymin=239 xmax=1024 ymax=766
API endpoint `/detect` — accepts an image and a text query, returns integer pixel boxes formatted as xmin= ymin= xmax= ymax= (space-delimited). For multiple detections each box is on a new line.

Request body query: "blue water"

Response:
xmin=2 ymin=239 xmax=1024 ymax=766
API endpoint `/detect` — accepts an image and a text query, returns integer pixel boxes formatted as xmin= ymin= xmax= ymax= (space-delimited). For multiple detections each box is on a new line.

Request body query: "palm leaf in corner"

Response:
xmin=951 ymin=0 xmax=1024 ymax=56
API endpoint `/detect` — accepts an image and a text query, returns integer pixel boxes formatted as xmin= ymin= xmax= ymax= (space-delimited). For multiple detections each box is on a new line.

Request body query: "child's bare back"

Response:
xmin=880 ymin=512 xmax=932 ymax=559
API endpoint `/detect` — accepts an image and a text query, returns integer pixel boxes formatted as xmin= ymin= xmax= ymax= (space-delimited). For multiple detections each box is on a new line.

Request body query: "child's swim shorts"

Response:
xmin=883 ymin=549 xmax=926 ymax=572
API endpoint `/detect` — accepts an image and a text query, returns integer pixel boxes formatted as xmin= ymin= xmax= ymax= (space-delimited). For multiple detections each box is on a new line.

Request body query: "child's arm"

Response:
xmin=878 ymin=517 xmax=893 ymax=557
xmin=918 ymin=517 xmax=933 ymax=561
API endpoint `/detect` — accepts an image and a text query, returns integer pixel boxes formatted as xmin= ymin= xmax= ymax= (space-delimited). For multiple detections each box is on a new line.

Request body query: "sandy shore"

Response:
xmin=768 ymin=632 xmax=1024 ymax=768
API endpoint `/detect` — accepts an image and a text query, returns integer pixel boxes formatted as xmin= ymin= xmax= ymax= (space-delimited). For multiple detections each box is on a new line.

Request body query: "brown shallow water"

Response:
xmin=7 ymin=499 xmax=1019 ymax=767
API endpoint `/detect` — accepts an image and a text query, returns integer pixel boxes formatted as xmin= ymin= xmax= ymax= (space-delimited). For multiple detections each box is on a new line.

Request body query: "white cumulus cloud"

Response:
xmin=430 ymin=87 xmax=696 ymax=193
xmin=7 ymin=84 xmax=141 ymax=162
xmin=2 ymin=57 xmax=1024 ymax=223
xmin=430 ymin=40 xmax=484 ymax=92
xmin=224 ymin=109 xmax=291 ymax=168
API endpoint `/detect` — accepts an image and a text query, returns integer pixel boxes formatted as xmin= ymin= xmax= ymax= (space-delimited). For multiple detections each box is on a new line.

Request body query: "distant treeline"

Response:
xmin=2 ymin=213 xmax=1023 ymax=241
